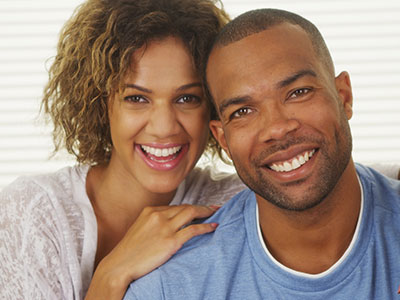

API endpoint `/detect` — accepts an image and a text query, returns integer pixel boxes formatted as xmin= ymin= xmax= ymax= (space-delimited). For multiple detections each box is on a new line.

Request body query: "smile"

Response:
xmin=141 ymin=145 xmax=182 ymax=161
xmin=269 ymin=149 xmax=316 ymax=172
xmin=136 ymin=143 xmax=188 ymax=171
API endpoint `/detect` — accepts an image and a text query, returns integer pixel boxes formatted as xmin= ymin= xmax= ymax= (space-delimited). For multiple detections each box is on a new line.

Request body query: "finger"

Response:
xmin=143 ymin=204 xmax=217 ymax=220
xmin=209 ymin=205 xmax=221 ymax=210
xmin=170 ymin=205 xmax=218 ymax=230
xmin=140 ymin=205 xmax=186 ymax=219
xmin=175 ymin=223 xmax=218 ymax=246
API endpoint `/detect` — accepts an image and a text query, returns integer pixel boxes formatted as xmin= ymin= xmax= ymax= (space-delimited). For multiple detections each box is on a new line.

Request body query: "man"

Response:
xmin=123 ymin=9 xmax=400 ymax=299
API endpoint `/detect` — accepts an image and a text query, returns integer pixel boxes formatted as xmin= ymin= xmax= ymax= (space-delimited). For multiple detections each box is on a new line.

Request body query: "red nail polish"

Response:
xmin=210 ymin=222 xmax=219 ymax=228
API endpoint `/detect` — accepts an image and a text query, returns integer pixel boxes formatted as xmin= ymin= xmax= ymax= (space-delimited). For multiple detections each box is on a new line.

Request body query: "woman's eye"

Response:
xmin=231 ymin=107 xmax=252 ymax=119
xmin=124 ymin=95 xmax=148 ymax=103
xmin=176 ymin=95 xmax=201 ymax=104
xmin=288 ymin=88 xmax=312 ymax=99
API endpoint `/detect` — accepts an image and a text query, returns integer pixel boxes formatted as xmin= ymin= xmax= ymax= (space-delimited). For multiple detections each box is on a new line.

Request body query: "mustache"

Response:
xmin=253 ymin=135 xmax=324 ymax=164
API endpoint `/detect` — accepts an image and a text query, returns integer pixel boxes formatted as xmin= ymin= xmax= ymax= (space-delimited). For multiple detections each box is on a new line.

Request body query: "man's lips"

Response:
xmin=259 ymin=145 xmax=319 ymax=174
xmin=269 ymin=149 xmax=316 ymax=172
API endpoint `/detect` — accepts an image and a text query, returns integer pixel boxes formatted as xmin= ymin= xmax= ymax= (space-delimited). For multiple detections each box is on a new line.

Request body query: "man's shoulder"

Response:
xmin=180 ymin=188 xmax=254 ymax=250
xmin=124 ymin=189 xmax=256 ymax=299
xmin=204 ymin=188 xmax=254 ymax=226
xmin=181 ymin=166 xmax=247 ymax=206
xmin=356 ymin=163 xmax=400 ymax=212
xmin=124 ymin=270 xmax=164 ymax=300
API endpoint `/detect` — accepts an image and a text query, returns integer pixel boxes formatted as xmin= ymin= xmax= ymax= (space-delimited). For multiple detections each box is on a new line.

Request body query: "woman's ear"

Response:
xmin=335 ymin=71 xmax=353 ymax=120
xmin=209 ymin=120 xmax=231 ymax=159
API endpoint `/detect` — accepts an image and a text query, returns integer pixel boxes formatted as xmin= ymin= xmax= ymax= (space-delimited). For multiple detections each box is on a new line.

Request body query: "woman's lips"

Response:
xmin=136 ymin=143 xmax=188 ymax=171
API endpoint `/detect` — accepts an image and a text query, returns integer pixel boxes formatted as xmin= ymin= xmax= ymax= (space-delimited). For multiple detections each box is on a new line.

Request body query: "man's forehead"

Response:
xmin=206 ymin=24 xmax=317 ymax=93
xmin=209 ymin=23 xmax=311 ymax=61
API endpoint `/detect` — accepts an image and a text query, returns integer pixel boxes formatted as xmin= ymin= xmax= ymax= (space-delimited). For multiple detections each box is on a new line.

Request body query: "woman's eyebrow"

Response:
xmin=124 ymin=82 xmax=202 ymax=93
xmin=176 ymin=82 xmax=202 ymax=92
xmin=124 ymin=83 xmax=152 ymax=93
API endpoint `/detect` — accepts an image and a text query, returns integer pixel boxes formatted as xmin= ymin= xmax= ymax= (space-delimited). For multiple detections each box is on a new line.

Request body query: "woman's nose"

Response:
xmin=146 ymin=103 xmax=181 ymax=138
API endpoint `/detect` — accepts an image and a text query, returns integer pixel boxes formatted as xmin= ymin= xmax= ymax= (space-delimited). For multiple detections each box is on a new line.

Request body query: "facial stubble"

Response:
xmin=233 ymin=113 xmax=352 ymax=212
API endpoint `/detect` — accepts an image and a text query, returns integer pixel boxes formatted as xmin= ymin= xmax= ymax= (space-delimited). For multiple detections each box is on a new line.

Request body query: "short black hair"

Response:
xmin=213 ymin=8 xmax=333 ymax=72
xmin=204 ymin=9 xmax=335 ymax=108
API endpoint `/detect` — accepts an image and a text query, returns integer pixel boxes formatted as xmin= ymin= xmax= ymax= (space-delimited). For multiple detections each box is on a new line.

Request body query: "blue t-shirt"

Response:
xmin=123 ymin=165 xmax=400 ymax=299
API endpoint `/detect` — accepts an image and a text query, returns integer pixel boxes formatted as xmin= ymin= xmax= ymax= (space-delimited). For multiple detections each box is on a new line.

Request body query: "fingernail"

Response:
xmin=209 ymin=205 xmax=221 ymax=210
xmin=210 ymin=223 xmax=219 ymax=228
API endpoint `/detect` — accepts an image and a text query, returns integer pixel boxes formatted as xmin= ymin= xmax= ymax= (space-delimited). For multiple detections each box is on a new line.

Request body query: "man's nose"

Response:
xmin=258 ymin=104 xmax=300 ymax=142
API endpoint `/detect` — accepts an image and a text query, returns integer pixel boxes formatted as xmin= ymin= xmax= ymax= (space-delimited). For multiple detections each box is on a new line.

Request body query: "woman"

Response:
xmin=0 ymin=0 xmax=245 ymax=299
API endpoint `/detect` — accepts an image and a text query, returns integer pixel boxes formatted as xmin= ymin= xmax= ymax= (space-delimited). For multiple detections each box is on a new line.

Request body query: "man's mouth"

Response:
xmin=268 ymin=149 xmax=316 ymax=173
xmin=140 ymin=145 xmax=183 ymax=162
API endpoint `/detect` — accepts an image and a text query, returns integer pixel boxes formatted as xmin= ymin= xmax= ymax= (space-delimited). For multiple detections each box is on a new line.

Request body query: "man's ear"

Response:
xmin=335 ymin=71 xmax=353 ymax=120
xmin=209 ymin=120 xmax=231 ymax=159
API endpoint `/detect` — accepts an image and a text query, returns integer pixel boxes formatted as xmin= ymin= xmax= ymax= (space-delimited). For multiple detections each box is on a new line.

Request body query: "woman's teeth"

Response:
xmin=141 ymin=145 xmax=182 ymax=158
xmin=269 ymin=149 xmax=316 ymax=172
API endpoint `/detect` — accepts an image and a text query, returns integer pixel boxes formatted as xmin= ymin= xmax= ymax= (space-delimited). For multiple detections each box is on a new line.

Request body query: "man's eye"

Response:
xmin=176 ymin=95 xmax=201 ymax=104
xmin=288 ymin=88 xmax=312 ymax=99
xmin=231 ymin=107 xmax=252 ymax=119
xmin=124 ymin=95 xmax=147 ymax=103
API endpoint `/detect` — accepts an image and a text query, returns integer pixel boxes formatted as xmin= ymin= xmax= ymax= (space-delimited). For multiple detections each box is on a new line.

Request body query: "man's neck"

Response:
xmin=257 ymin=162 xmax=361 ymax=274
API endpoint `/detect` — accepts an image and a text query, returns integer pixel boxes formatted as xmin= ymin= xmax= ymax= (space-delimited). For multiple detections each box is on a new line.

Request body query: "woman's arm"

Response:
xmin=85 ymin=205 xmax=218 ymax=300
xmin=0 ymin=180 xmax=78 ymax=299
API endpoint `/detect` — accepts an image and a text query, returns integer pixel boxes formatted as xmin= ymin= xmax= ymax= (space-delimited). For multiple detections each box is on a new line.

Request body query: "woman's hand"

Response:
xmin=85 ymin=204 xmax=219 ymax=300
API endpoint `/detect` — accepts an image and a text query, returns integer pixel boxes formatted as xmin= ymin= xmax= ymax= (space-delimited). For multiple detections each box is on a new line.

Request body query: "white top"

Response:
xmin=0 ymin=165 xmax=245 ymax=300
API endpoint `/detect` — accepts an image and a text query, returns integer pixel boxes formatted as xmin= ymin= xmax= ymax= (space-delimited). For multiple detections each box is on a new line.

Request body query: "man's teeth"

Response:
xmin=269 ymin=149 xmax=315 ymax=172
xmin=141 ymin=145 xmax=182 ymax=157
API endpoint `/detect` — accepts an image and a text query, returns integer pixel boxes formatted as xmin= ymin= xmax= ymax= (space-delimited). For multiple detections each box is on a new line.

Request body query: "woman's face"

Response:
xmin=108 ymin=36 xmax=210 ymax=194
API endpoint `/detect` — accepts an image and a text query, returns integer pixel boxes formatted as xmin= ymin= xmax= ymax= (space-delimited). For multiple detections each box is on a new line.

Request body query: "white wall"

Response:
xmin=1 ymin=0 xmax=399 ymax=189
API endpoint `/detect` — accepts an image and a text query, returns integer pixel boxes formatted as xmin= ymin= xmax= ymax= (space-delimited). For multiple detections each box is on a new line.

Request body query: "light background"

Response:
xmin=1 ymin=0 xmax=399 ymax=190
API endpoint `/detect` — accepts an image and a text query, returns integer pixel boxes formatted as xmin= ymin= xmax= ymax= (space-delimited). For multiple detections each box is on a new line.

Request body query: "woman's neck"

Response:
xmin=86 ymin=162 xmax=177 ymax=266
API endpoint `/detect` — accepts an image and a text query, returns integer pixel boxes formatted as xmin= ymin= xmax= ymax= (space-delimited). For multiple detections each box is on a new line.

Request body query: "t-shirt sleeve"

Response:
xmin=123 ymin=270 xmax=164 ymax=300
xmin=0 ymin=178 xmax=77 ymax=299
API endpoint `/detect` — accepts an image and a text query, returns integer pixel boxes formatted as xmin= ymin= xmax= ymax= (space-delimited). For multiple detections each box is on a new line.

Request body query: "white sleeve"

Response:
xmin=0 ymin=178 xmax=78 ymax=300
xmin=367 ymin=163 xmax=400 ymax=180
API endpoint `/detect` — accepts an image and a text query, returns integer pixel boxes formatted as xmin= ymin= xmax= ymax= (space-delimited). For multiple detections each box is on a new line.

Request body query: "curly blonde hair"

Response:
xmin=42 ymin=0 xmax=229 ymax=165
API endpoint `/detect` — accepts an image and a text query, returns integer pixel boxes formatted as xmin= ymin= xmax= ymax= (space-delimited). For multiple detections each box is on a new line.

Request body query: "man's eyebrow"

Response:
xmin=276 ymin=69 xmax=317 ymax=89
xmin=217 ymin=70 xmax=317 ymax=116
xmin=218 ymin=96 xmax=251 ymax=116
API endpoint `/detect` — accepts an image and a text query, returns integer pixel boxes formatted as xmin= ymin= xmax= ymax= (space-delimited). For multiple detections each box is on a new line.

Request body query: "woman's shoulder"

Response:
xmin=0 ymin=164 xmax=92 ymax=246
xmin=1 ymin=165 xmax=89 ymax=209
xmin=0 ymin=165 xmax=95 ymax=299
xmin=177 ymin=166 xmax=246 ymax=206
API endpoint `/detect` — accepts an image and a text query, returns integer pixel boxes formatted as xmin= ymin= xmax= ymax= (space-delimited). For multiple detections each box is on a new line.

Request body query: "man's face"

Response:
xmin=207 ymin=23 xmax=354 ymax=211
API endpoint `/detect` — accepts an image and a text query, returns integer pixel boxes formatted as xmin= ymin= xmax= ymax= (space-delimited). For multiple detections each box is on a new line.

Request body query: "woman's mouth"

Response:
xmin=141 ymin=145 xmax=182 ymax=162
xmin=136 ymin=144 xmax=188 ymax=171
